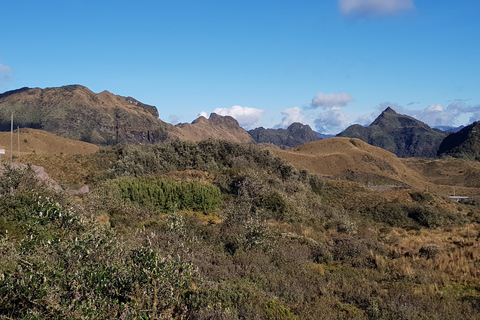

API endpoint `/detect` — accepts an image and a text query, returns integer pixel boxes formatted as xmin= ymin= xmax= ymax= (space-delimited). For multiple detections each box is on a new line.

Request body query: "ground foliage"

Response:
xmin=1 ymin=140 xmax=480 ymax=319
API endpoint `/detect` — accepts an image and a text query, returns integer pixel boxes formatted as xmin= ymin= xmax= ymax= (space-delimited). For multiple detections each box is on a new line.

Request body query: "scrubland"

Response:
xmin=1 ymin=139 xmax=480 ymax=319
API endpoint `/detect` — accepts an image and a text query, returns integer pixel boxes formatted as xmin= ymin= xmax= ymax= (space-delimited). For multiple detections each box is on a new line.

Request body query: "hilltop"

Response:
xmin=338 ymin=107 xmax=449 ymax=158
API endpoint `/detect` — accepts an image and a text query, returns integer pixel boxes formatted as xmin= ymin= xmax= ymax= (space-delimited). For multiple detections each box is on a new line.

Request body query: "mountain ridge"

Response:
xmin=337 ymin=107 xmax=450 ymax=158
xmin=0 ymin=85 xmax=254 ymax=146
xmin=248 ymin=122 xmax=320 ymax=148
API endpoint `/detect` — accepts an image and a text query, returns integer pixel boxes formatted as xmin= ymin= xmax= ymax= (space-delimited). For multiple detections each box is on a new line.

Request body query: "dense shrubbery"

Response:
xmin=2 ymin=141 xmax=480 ymax=319
xmin=370 ymin=202 xmax=468 ymax=229
xmin=111 ymin=177 xmax=222 ymax=214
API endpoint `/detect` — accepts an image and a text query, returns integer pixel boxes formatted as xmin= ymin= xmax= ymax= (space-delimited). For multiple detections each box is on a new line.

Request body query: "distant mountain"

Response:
xmin=172 ymin=113 xmax=254 ymax=144
xmin=437 ymin=121 xmax=480 ymax=161
xmin=0 ymin=85 xmax=173 ymax=145
xmin=0 ymin=85 xmax=257 ymax=146
xmin=315 ymin=132 xmax=335 ymax=139
xmin=434 ymin=125 xmax=465 ymax=133
xmin=337 ymin=107 xmax=449 ymax=158
xmin=248 ymin=122 xmax=320 ymax=148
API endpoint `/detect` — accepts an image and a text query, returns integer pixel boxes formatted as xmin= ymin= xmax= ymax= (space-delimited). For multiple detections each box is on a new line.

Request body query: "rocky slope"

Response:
xmin=248 ymin=122 xmax=320 ymax=148
xmin=337 ymin=107 xmax=449 ymax=158
xmin=437 ymin=121 xmax=480 ymax=161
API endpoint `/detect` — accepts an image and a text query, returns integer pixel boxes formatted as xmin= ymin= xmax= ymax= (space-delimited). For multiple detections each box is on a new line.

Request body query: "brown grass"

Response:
xmin=0 ymin=128 xmax=98 ymax=157
xmin=270 ymin=138 xmax=480 ymax=197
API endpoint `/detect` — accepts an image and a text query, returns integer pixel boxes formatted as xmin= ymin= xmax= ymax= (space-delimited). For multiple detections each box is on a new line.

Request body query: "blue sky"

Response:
xmin=1 ymin=0 xmax=479 ymax=134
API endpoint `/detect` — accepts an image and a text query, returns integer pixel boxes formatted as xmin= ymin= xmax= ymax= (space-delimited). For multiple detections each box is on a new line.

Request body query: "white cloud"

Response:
xmin=0 ymin=62 xmax=12 ymax=88
xmin=213 ymin=105 xmax=266 ymax=129
xmin=198 ymin=111 xmax=209 ymax=118
xmin=314 ymin=106 xmax=350 ymax=134
xmin=426 ymin=103 xmax=443 ymax=112
xmin=339 ymin=0 xmax=415 ymax=18
xmin=275 ymin=107 xmax=306 ymax=129
xmin=311 ymin=91 xmax=354 ymax=108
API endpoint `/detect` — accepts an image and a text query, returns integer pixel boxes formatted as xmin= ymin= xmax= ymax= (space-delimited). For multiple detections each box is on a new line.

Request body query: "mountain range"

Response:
xmin=1 ymin=85 xmax=479 ymax=160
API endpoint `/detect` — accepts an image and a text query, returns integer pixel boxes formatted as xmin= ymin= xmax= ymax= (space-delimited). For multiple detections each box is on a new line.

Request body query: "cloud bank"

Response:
xmin=314 ymin=107 xmax=350 ymax=134
xmin=0 ymin=62 xmax=12 ymax=89
xmin=212 ymin=105 xmax=266 ymax=129
xmin=310 ymin=91 xmax=354 ymax=134
xmin=275 ymin=107 xmax=306 ymax=129
xmin=339 ymin=0 xmax=415 ymax=18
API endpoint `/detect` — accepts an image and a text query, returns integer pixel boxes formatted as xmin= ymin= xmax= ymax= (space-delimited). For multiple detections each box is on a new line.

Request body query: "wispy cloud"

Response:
xmin=168 ymin=114 xmax=180 ymax=124
xmin=0 ymin=61 xmax=12 ymax=89
xmin=275 ymin=107 xmax=306 ymax=129
xmin=339 ymin=0 xmax=415 ymax=19
xmin=212 ymin=105 xmax=266 ymax=130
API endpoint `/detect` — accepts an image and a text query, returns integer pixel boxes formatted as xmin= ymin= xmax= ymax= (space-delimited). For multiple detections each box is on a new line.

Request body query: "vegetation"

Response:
xmin=2 ymin=139 xmax=480 ymax=319
xmin=111 ymin=177 xmax=222 ymax=213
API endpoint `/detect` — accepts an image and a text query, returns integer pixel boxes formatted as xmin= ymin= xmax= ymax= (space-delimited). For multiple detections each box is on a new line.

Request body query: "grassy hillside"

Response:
xmin=1 ymin=139 xmax=480 ymax=319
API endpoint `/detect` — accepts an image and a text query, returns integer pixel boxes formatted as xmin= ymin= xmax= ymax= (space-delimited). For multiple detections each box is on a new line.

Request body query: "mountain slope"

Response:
xmin=248 ymin=122 xmax=320 ymax=148
xmin=0 ymin=85 xmax=173 ymax=145
xmin=437 ymin=121 xmax=480 ymax=161
xmin=172 ymin=113 xmax=254 ymax=143
xmin=337 ymin=107 xmax=449 ymax=158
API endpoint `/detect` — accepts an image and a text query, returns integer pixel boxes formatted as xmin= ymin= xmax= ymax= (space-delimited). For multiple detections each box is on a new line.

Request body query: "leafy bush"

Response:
xmin=369 ymin=202 xmax=468 ymax=229
xmin=407 ymin=204 xmax=468 ymax=228
xmin=112 ymin=177 xmax=222 ymax=214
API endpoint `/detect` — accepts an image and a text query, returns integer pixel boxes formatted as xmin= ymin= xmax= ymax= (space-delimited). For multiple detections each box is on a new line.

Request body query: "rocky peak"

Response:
xmin=383 ymin=106 xmax=397 ymax=114
xmin=208 ymin=113 xmax=240 ymax=127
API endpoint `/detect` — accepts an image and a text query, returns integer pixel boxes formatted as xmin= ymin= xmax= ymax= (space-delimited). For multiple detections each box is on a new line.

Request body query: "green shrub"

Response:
xmin=410 ymin=191 xmax=433 ymax=203
xmin=407 ymin=204 xmax=468 ymax=228
xmin=112 ymin=177 xmax=222 ymax=214
xmin=264 ymin=300 xmax=297 ymax=320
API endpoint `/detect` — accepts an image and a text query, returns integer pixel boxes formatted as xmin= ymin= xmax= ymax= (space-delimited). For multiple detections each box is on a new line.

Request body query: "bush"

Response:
xmin=419 ymin=244 xmax=442 ymax=259
xmin=112 ymin=177 xmax=223 ymax=214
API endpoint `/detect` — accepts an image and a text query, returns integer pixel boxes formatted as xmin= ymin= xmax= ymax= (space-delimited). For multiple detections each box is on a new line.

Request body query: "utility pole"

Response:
xmin=17 ymin=126 xmax=20 ymax=157
xmin=10 ymin=113 xmax=13 ymax=163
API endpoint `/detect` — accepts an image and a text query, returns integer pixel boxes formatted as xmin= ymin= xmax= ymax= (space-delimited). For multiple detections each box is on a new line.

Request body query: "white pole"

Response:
xmin=10 ymin=113 xmax=13 ymax=163
xmin=17 ymin=126 xmax=20 ymax=157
